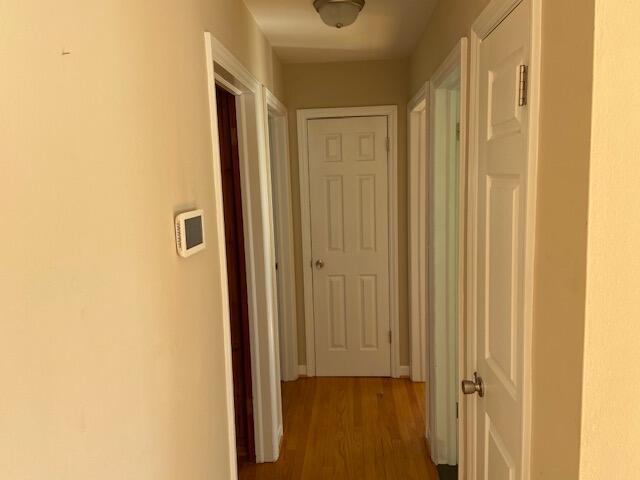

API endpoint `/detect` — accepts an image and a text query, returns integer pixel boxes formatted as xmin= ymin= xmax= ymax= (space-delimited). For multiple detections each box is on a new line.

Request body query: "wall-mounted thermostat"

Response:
xmin=175 ymin=209 xmax=206 ymax=258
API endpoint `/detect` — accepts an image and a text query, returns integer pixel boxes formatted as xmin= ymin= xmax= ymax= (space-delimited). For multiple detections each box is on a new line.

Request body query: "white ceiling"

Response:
xmin=244 ymin=0 xmax=438 ymax=63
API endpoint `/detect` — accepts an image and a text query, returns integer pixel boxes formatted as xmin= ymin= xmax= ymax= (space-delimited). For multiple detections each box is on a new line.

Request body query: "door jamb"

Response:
xmin=204 ymin=32 xmax=283 ymax=467
xmin=427 ymin=37 xmax=469 ymax=469
xmin=263 ymin=89 xmax=299 ymax=383
xmin=297 ymin=105 xmax=400 ymax=378
xmin=408 ymin=84 xmax=429 ymax=383
xmin=466 ymin=0 xmax=541 ymax=478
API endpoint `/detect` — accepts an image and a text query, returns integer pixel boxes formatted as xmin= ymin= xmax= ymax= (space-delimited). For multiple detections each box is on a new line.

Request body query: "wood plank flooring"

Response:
xmin=239 ymin=377 xmax=439 ymax=480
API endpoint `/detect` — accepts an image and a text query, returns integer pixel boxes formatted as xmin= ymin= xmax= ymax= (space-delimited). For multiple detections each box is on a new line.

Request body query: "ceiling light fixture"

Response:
xmin=313 ymin=0 xmax=365 ymax=29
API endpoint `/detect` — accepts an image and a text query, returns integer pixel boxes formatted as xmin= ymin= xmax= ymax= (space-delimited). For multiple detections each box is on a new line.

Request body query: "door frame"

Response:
xmin=297 ymin=105 xmax=400 ymax=378
xmin=408 ymin=83 xmax=429 ymax=383
xmin=215 ymin=83 xmax=257 ymax=464
xmin=263 ymin=88 xmax=299 ymax=383
xmin=204 ymin=32 xmax=283 ymax=467
xmin=466 ymin=0 xmax=541 ymax=478
xmin=428 ymin=37 xmax=469 ymax=468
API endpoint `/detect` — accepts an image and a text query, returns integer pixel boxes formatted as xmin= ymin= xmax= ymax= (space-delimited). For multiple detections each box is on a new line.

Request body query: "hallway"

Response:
xmin=239 ymin=378 xmax=438 ymax=480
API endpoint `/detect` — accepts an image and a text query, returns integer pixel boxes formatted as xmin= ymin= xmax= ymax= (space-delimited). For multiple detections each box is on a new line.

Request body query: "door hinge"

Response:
xmin=519 ymin=65 xmax=529 ymax=107
xmin=456 ymin=402 xmax=459 ymax=419
xmin=388 ymin=330 xmax=392 ymax=344
xmin=456 ymin=122 xmax=461 ymax=141
xmin=386 ymin=137 xmax=390 ymax=153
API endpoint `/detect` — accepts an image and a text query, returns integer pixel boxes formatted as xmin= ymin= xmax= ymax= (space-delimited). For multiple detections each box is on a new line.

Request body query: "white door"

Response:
xmin=307 ymin=116 xmax=391 ymax=377
xmin=468 ymin=1 xmax=532 ymax=478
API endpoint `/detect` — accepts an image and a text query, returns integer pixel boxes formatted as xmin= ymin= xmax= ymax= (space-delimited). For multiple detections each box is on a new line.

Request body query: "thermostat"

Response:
xmin=175 ymin=210 xmax=206 ymax=258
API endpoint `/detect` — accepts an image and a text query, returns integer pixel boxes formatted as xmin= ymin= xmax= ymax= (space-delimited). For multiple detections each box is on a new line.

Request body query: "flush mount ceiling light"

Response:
xmin=313 ymin=0 xmax=366 ymax=29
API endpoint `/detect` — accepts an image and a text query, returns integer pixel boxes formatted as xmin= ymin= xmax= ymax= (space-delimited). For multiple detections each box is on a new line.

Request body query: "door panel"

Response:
xmin=325 ymin=176 xmax=345 ymax=251
xmin=357 ymin=175 xmax=377 ymax=251
xmin=327 ymin=275 xmax=347 ymax=350
xmin=307 ymin=116 xmax=390 ymax=377
xmin=471 ymin=1 xmax=531 ymax=478
xmin=358 ymin=275 xmax=379 ymax=349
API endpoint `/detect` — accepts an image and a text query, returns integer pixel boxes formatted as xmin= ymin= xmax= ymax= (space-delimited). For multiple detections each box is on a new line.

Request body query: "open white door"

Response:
xmin=466 ymin=0 xmax=537 ymax=478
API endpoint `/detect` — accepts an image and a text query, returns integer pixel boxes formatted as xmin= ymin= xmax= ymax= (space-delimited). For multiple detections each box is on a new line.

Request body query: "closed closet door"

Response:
xmin=306 ymin=115 xmax=391 ymax=377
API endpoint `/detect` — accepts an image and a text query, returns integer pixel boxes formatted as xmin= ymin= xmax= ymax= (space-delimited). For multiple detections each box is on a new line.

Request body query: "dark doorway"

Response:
xmin=216 ymin=85 xmax=255 ymax=465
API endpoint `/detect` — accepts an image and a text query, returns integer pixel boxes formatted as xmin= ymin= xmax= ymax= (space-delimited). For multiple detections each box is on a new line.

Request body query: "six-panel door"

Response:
xmin=473 ymin=1 xmax=531 ymax=478
xmin=307 ymin=116 xmax=391 ymax=377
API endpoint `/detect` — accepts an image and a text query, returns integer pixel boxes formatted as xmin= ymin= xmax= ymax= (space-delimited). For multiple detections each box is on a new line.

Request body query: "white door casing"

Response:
xmin=307 ymin=116 xmax=391 ymax=377
xmin=427 ymin=38 xmax=468 ymax=467
xmin=264 ymin=89 xmax=299 ymax=384
xmin=467 ymin=0 xmax=539 ymax=478
xmin=408 ymin=85 xmax=429 ymax=384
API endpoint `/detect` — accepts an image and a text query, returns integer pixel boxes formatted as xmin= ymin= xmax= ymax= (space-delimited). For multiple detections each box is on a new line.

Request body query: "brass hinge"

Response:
xmin=456 ymin=122 xmax=461 ymax=141
xmin=386 ymin=137 xmax=390 ymax=153
xmin=519 ymin=65 xmax=529 ymax=107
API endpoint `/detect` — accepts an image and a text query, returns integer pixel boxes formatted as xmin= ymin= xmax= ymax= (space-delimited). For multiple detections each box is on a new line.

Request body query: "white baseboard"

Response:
xmin=298 ymin=365 xmax=411 ymax=378
xmin=277 ymin=424 xmax=284 ymax=456
xmin=298 ymin=364 xmax=410 ymax=378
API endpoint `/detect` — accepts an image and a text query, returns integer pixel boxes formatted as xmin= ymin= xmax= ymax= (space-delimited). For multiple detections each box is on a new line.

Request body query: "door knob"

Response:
xmin=315 ymin=259 xmax=325 ymax=269
xmin=462 ymin=372 xmax=484 ymax=397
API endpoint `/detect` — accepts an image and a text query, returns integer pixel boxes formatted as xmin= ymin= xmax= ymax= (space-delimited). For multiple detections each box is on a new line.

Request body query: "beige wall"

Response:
xmin=282 ymin=59 xmax=410 ymax=366
xmin=0 ymin=0 xmax=281 ymax=478
xmin=579 ymin=0 xmax=640 ymax=477
xmin=531 ymin=1 xmax=595 ymax=478
xmin=5 ymin=0 xmax=630 ymax=477
xmin=409 ymin=0 xmax=490 ymax=92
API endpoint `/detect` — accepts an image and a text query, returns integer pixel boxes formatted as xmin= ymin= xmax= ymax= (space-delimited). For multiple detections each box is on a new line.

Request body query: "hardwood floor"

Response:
xmin=239 ymin=377 xmax=439 ymax=480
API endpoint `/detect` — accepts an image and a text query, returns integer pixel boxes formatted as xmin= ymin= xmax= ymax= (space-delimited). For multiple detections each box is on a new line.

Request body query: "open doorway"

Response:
xmin=204 ymin=33 xmax=284 ymax=469
xmin=264 ymin=90 xmax=298 ymax=384
xmin=408 ymin=38 xmax=468 ymax=479
xmin=427 ymin=39 xmax=468 ymax=479
xmin=215 ymin=84 xmax=256 ymax=466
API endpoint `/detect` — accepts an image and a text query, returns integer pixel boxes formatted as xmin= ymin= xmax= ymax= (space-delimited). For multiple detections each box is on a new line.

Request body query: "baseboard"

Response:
xmin=298 ymin=364 xmax=409 ymax=378
xmin=277 ymin=424 xmax=284 ymax=457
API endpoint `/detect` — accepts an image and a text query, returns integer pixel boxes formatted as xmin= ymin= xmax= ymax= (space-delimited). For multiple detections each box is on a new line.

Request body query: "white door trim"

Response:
xmin=427 ymin=37 xmax=469 ymax=468
xmin=408 ymin=84 xmax=429 ymax=383
xmin=466 ymin=0 xmax=541 ymax=478
xmin=297 ymin=105 xmax=400 ymax=378
xmin=263 ymin=88 xmax=299 ymax=382
xmin=204 ymin=32 xmax=283 ymax=466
